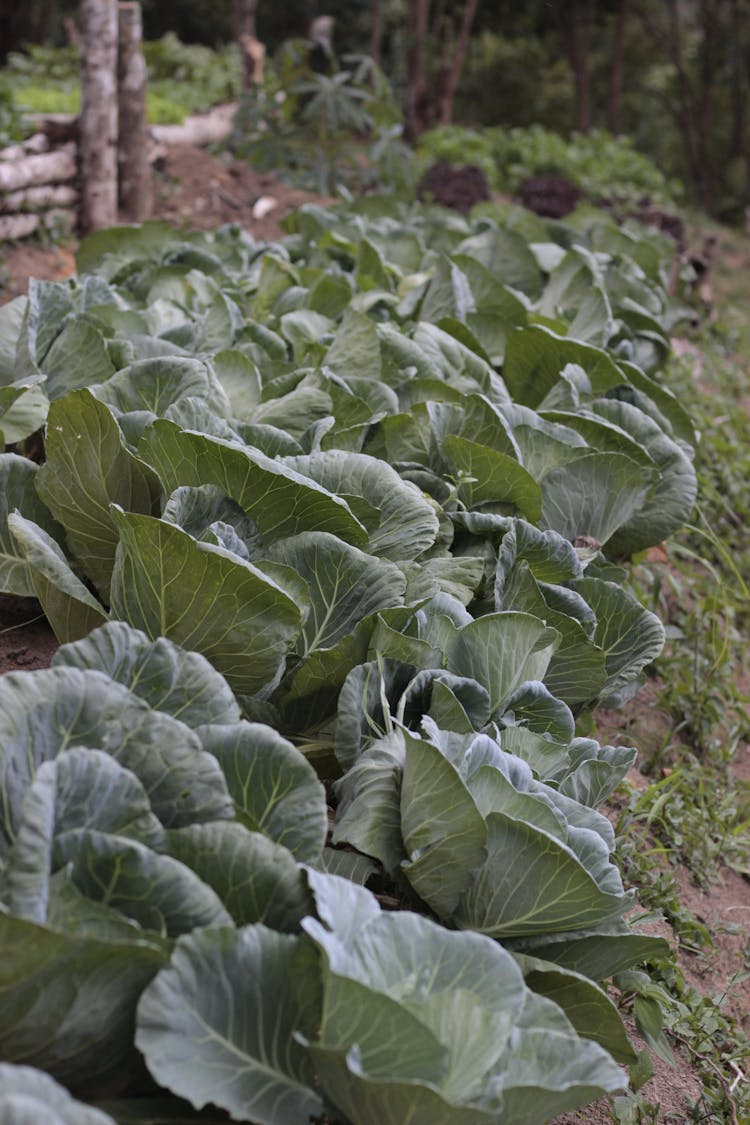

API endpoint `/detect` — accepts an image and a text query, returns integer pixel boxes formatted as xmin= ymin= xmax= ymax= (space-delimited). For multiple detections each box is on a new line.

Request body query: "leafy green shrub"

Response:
xmin=232 ymin=41 xmax=412 ymax=195
xmin=417 ymin=124 xmax=680 ymax=208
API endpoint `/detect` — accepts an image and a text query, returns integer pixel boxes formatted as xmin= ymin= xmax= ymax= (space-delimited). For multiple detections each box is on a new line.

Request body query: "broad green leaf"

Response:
xmin=401 ymin=732 xmax=487 ymax=917
xmin=503 ymin=325 xmax=622 ymax=408
xmin=508 ymin=928 xmax=670 ymax=982
xmin=265 ymin=531 xmax=406 ymax=656
xmin=558 ymin=739 xmax=636 ymax=807
xmin=402 ymin=556 xmax=485 ymax=607
xmin=487 ymin=995 xmax=624 ymax=1124
xmin=303 ymin=904 xmax=527 ymax=1092
xmin=496 ymin=518 xmax=583 ymax=588
xmin=0 ymin=1064 xmax=117 ymax=1124
xmin=0 ymin=454 xmax=63 ymax=596
xmin=447 ymin=612 xmax=560 ymax=716
xmin=7 ymin=748 xmax=164 ymax=922
xmin=136 ymin=926 xmax=324 ymax=1125
xmin=332 ymin=732 xmax=406 ymax=874
xmin=284 ymin=451 xmax=439 ymax=561
xmin=235 ymin=421 xmax=303 ymax=457
xmin=76 ymin=221 xmax=175 ymax=274
xmin=0 ymin=666 xmax=231 ymax=852
xmin=452 ymin=253 xmax=528 ymax=361
xmin=196 ymin=721 xmax=327 ymax=863
xmin=167 ymin=822 xmax=313 ymax=931
xmin=0 ymin=911 xmax=165 ymax=1097
xmin=335 ymin=659 xmax=415 ymax=770
xmin=540 ymin=452 xmax=655 ymax=547
xmin=308 ymin=1045 xmax=495 ymax=1125
xmin=497 ymin=561 xmax=607 ymax=705
xmin=36 ymin=389 xmax=159 ymax=598
xmin=109 ymin=510 xmax=301 ymax=698
xmin=541 ymin=408 xmax=655 ymax=468
xmin=537 ymin=248 xmax=613 ymax=346
xmin=303 ymin=897 xmax=621 ymax=1122
xmin=42 ymin=318 xmax=115 ymax=399
xmin=91 ymin=357 xmax=231 ymax=419
xmin=161 ymin=483 xmax=262 ymax=554
xmin=139 ymin=420 xmax=366 ymax=545
xmin=455 ymin=227 xmax=543 ymax=298
xmin=619 ymin=358 xmax=696 ymax=446
xmin=399 ymin=669 xmax=491 ymax=732
xmin=413 ymin=323 xmax=510 ymax=404
xmin=307 ymin=270 xmax=355 ymax=317
xmin=515 ymin=954 xmax=636 ymax=1064
xmin=0 ymin=382 xmax=49 ymax=443
xmin=0 ymin=296 xmax=27 ymax=382
xmin=277 ymin=614 xmax=376 ymax=726
xmin=8 ymin=513 xmax=109 ymax=642
xmin=570 ymin=577 xmax=665 ymax=704
xmin=317 ymin=848 xmax=378 ymax=884
xmin=420 ymin=255 xmax=476 ymax=323
xmin=455 ymin=812 xmax=629 ymax=938
xmin=210 ymin=349 xmax=262 ymax=419
xmin=443 ymin=435 xmax=542 ymax=521
xmin=427 ymin=394 xmax=521 ymax=459
xmin=326 ymin=307 xmax=383 ymax=379
xmin=52 ymin=621 xmax=241 ymax=728
xmin=501 ymin=680 xmax=574 ymax=741
xmin=55 ymin=829 xmax=232 ymax=938
xmin=590 ymin=399 xmax=697 ymax=555
xmin=24 ymin=278 xmax=74 ymax=367
xmin=252 ymin=254 xmax=299 ymax=319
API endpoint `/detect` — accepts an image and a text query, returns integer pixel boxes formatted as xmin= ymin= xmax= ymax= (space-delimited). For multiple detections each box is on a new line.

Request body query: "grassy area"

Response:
xmin=605 ymin=226 xmax=750 ymax=1123
xmin=1 ymin=35 xmax=241 ymax=132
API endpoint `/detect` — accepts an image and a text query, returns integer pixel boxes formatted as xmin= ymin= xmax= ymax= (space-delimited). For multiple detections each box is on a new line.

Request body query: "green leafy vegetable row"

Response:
xmin=0 ymin=195 xmax=694 ymax=1121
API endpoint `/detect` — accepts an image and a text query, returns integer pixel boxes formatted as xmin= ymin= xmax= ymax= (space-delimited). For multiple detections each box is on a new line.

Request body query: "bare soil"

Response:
xmin=1 ymin=146 xmax=749 ymax=1122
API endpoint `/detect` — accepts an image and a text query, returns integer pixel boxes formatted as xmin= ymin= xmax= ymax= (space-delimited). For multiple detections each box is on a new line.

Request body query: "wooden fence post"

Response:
xmin=79 ymin=0 xmax=118 ymax=233
xmin=118 ymin=1 xmax=152 ymax=221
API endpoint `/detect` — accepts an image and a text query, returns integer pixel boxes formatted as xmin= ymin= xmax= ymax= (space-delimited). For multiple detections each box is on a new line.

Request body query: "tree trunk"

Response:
xmin=437 ymin=0 xmax=480 ymax=125
xmin=561 ymin=0 xmax=596 ymax=133
xmin=118 ymin=1 xmax=152 ymax=221
xmin=232 ymin=0 xmax=259 ymax=89
xmin=729 ymin=0 xmax=745 ymax=159
xmin=79 ymin=0 xmax=118 ymax=233
xmin=369 ymin=0 xmax=384 ymax=67
xmin=664 ymin=0 xmax=702 ymax=203
xmin=405 ymin=0 xmax=432 ymax=139
xmin=608 ymin=0 xmax=628 ymax=134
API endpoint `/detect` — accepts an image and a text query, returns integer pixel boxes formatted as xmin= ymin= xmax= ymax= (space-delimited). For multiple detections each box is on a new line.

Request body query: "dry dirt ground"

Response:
xmin=1 ymin=148 xmax=749 ymax=1123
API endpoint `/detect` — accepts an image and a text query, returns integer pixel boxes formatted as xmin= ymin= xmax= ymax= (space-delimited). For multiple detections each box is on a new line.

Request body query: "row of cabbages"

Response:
xmin=0 ymin=197 xmax=693 ymax=1122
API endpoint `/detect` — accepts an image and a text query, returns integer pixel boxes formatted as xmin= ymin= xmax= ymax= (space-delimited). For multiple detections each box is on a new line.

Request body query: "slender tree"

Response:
xmin=118 ymin=0 xmax=152 ymax=221
xmin=79 ymin=0 xmax=118 ymax=233
xmin=232 ymin=0 xmax=262 ymax=88
xmin=405 ymin=0 xmax=482 ymax=138
xmin=558 ymin=0 xmax=596 ymax=133
xmin=608 ymin=0 xmax=629 ymax=134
